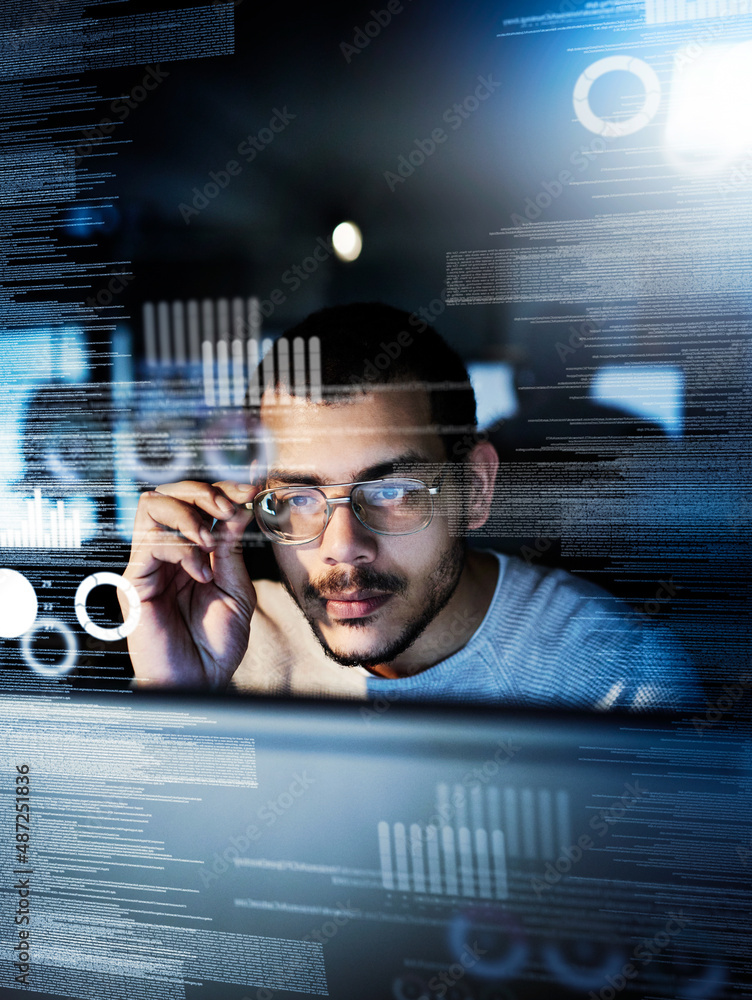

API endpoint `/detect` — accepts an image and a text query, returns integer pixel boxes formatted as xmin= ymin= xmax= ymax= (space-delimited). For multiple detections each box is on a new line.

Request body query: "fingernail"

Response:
xmin=199 ymin=527 xmax=215 ymax=548
xmin=201 ymin=565 xmax=213 ymax=582
xmin=215 ymin=496 xmax=234 ymax=513
xmin=236 ymin=483 xmax=254 ymax=491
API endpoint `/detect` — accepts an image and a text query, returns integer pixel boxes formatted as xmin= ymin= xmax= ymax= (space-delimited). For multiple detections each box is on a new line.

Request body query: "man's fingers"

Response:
xmin=130 ymin=531 xmax=214 ymax=585
xmin=128 ymin=481 xmax=258 ymax=603
xmin=153 ymin=480 xmax=251 ymax=520
xmin=134 ymin=492 xmax=219 ymax=549
xmin=210 ymin=482 xmax=258 ymax=531
xmin=211 ymin=481 xmax=260 ymax=506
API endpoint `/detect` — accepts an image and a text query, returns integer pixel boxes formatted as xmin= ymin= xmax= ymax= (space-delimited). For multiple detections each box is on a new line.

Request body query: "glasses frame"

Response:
xmin=252 ymin=467 xmax=450 ymax=545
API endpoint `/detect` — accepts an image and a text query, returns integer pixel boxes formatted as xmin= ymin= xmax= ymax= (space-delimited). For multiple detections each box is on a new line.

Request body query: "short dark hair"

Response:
xmin=254 ymin=302 xmax=478 ymax=461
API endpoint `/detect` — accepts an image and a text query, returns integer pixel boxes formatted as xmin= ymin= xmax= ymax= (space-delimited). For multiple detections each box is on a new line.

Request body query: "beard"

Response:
xmin=279 ymin=538 xmax=466 ymax=670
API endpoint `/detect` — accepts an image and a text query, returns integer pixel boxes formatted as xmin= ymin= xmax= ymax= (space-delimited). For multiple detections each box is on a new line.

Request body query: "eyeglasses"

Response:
xmin=252 ymin=469 xmax=449 ymax=545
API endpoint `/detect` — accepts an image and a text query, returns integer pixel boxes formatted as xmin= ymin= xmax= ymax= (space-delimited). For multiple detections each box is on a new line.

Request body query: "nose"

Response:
xmin=318 ymin=501 xmax=378 ymax=566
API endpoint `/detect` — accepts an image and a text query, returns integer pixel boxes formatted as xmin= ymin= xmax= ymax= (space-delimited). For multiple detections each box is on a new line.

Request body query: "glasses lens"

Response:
xmin=257 ymin=487 xmax=327 ymax=542
xmin=353 ymin=479 xmax=432 ymax=534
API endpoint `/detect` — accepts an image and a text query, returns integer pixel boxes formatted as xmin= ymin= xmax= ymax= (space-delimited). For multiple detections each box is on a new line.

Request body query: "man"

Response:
xmin=122 ymin=302 xmax=700 ymax=709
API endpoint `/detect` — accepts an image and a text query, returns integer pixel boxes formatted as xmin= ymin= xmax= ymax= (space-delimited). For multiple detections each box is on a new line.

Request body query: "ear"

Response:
xmin=465 ymin=439 xmax=499 ymax=531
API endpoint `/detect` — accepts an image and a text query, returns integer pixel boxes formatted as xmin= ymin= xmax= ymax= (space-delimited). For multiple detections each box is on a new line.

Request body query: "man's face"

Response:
xmin=257 ymin=386 xmax=465 ymax=670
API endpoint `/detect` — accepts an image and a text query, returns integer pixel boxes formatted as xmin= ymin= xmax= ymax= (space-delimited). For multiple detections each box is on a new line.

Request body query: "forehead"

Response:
xmin=258 ymin=386 xmax=444 ymax=476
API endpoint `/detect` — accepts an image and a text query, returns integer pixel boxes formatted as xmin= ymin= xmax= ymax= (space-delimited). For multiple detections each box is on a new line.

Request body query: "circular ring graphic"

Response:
xmin=542 ymin=943 xmax=626 ymax=990
xmin=573 ymin=56 xmax=661 ymax=137
xmin=22 ymin=618 xmax=77 ymax=677
xmin=119 ymin=424 xmax=192 ymax=485
xmin=392 ymin=975 xmax=430 ymax=1000
xmin=74 ymin=572 xmax=141 ymax=641
xmin=449 ymin=907 xmax=528 ymax=981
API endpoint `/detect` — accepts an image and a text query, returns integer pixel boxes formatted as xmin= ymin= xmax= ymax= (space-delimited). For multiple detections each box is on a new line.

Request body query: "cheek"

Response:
xmin=273 ymin=549 xmax=309 ymax=589
xmin=384 ymin=529 xmax=444 ymax=576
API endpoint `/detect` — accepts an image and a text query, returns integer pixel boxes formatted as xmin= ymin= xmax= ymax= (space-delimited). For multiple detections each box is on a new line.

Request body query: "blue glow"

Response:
xmin=64 ymin=204 xmax=120 ymax=237
xmin=0 ymin=327 xmax=90 ymax=481
xmin=58 ymin=327 xmax=89 ymax=382
xmin=467 ymin=362 xmax=518 ymax=429
xmin=590 ymin=365 xmax=684 ymax=436
xmin=65 ymin=205 xmax=97 ymax=237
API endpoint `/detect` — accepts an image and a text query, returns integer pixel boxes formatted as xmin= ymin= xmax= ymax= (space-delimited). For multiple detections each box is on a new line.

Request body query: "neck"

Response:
xmin=365 ymin=549 xmax=499 ymax=679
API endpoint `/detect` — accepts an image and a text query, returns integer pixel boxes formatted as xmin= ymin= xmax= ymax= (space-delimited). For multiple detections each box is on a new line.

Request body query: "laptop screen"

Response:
xmin=2 ymin=691 xmax=748 ymax=999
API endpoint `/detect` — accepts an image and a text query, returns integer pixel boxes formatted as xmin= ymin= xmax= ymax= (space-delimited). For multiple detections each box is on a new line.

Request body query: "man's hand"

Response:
xmin=121 ymin=480 xmax=258 ymax=687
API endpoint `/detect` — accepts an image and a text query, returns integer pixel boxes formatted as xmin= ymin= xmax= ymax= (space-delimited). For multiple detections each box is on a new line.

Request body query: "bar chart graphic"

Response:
xmin=377 ymin=784 xmax=570 ymax=899
xmin=0 ymin=489 xmax=82 ymax=549
xmin=201 ymin=332 xmax=322 ymax=408
xmin=142 ymin=296 xmax=324 ymax=407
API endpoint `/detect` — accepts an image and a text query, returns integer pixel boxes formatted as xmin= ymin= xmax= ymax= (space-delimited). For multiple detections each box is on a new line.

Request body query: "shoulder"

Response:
xmin=490 ymin=553 xmax=625 ymax=633
xmin=479 ymin=554 xmax=701 ymax=710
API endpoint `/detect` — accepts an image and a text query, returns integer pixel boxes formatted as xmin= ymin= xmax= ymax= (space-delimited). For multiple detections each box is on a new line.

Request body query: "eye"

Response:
xmin=287 ymin=493 xmax=317 ymax=508
xmin=272 ymin=488 xmax=322 ymax=511
xmin=366 ymin=482 xmax=409 ymax=504
xmin=377 ymin=486 xmax=404 ymax=500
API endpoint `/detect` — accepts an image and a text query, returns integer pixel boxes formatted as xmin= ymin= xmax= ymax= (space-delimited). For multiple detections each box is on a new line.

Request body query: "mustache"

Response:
xmin=302 ymin=565 xmax=408 ymax=603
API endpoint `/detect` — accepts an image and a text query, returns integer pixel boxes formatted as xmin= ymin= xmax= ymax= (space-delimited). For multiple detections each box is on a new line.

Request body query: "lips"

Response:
xmin=321 ymin=591 xmax=392 ymax=620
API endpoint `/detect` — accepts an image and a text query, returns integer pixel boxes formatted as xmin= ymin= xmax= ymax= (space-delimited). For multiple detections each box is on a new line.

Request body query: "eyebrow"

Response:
xmin=266 ymin=450 xmax=434 ymax=487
